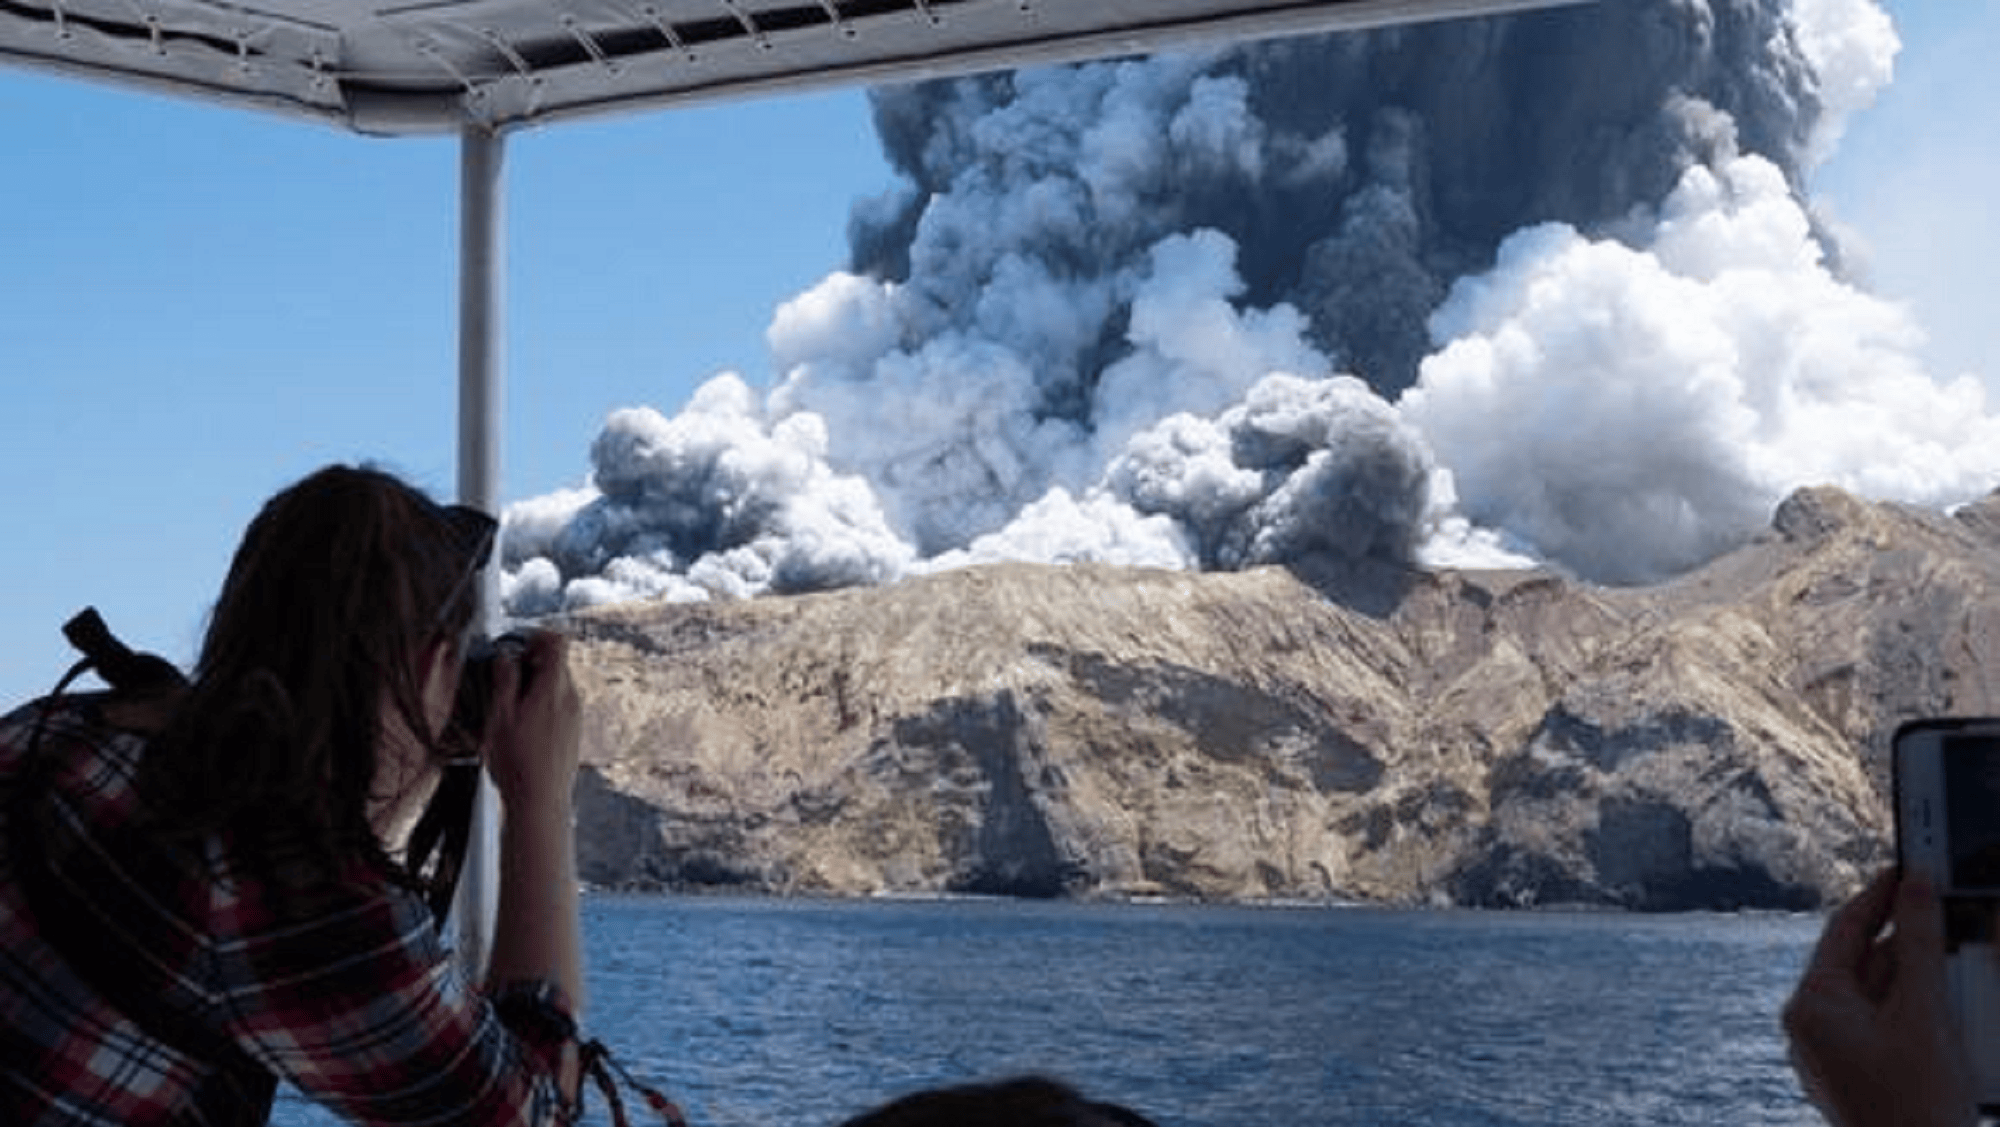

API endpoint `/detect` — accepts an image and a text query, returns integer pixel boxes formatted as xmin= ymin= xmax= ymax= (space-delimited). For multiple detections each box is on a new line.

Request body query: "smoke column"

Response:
xmin=503 ymin=0 xmax=2000 ymax=614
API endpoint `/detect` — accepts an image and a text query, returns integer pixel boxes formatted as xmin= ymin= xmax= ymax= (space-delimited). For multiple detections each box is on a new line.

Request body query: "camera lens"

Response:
xmin=451 ymin=632 xmax=529 ymax=741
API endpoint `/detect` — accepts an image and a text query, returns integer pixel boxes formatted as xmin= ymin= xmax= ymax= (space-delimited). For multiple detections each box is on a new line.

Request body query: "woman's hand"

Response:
xmin=1783 ymin=867 xmax=1977 ymax=1127
xmin=480 ymin=630 xmax=581 ymax=816
xmin=480 ymin=629 xmax=587 ymax=1062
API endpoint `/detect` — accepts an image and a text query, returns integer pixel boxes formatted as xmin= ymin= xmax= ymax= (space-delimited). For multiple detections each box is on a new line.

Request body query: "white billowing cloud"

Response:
xmin=776 ymin=328 xmax=1092 ymax=555
xmin=1807 ymin=0 xmax=2000 ymax=399
xmin=925 ymin=367 xmax=1440 ymax=577
xmin=1072 ymin=53 xmax=1229 ymax=227
xmin=1105 ymin=371 xmax=1434 ymax=570
xmin=500 ymin=484 xmax=597 ymax=568
xmin=1168 ymin=75 xmax=1267 ymax=181
xmin=1102 ymin=412 xmax=1265 ymax=550
xmin=1402 ymin=153 xmax=2000 ymax=584
xmin=1090 ymin=230 xmax=1332 ymax=460
xmin=1787 ymin=0 xmax=1900 ymax=166
xmin=926 ymin=487 xmax=1194 ymax=572
xmin=1414 ymin=469 xmax=1540 ymax=573
xmin=766 ymin=271 xmax=902 ymax=381
xmin=503 ymin=221 xmax=1449 ymax=612
xmin=503 ymin=374 xmax=914 ymax=614
xmin=769 ymin=226 xmax=1339 ymax=559
xmin=503 ymin=0 xmax=2000 ymax=612
xmin=562 ymin=555 xmax=711 ymax=611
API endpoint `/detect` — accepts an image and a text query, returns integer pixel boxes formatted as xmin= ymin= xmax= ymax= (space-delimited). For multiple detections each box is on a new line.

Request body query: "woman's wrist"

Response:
xmin=493 ymin=772 xmax=576 ymax=820
xmin=490 ymin=792 xmax=584 ymax=1013
xmin=500 ymin=797 xmax=575 ymax=856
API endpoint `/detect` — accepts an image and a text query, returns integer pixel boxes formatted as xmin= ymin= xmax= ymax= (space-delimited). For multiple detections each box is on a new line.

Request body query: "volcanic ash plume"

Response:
xmin=502 ymin=0 xmax=2000 ymax=615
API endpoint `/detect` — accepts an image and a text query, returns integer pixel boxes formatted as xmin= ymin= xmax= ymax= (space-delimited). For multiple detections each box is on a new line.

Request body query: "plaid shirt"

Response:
xmin=0 ymin=697 xmax=575 ymax=1126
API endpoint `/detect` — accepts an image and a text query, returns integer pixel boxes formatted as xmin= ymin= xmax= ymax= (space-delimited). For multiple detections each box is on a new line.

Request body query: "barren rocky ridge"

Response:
xmin=565 ymin=486 xmax=2000 ymax=910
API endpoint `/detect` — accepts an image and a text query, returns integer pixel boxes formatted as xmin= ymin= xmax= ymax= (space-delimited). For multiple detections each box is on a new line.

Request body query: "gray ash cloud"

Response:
xmin=504 ymin=0 xmax=1999 ymax=613
xmin=851 ymin=0 xmax=1824 ymax=396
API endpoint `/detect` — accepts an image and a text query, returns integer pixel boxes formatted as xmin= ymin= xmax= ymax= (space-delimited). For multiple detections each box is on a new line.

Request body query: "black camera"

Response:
xmin=450 ymin=631 xmax=532 ymax=744
xmin=410 ymin=631 xmax=532 ymax=922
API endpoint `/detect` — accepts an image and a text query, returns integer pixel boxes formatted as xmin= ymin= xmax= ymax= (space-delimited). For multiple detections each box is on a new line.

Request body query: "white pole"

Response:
xmin=458 ymin=124 xmax=504 ymax=517
xmin=453 ymin=123 xmax=506 ymax=980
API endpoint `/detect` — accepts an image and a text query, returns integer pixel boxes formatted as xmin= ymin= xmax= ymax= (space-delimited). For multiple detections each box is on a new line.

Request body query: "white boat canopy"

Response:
xmin=4 ymin=0 xmax=1582 ymax=135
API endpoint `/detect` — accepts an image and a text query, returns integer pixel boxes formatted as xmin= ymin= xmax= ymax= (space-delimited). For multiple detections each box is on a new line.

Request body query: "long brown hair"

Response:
xmin=140 ymin=464 xmax=491 ymax=880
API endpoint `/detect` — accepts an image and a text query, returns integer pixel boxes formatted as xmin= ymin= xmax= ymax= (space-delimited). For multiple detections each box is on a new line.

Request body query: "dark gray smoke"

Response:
xmin=852 ymin=0 xmax=1822 ymax=395
xmin=504 ymin=0 xmax=2000 ymax=613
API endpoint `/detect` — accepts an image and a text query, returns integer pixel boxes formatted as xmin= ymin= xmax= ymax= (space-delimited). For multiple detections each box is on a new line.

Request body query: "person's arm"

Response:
xmin=488 ymin=782 xmax=583 ymax=1001
xmin=1783 ymin=867 xmax=1977 ymax=1127
xmin=239 ymin=631 xmax=587 ymax=1124
xmin=218 ymin=860 xmax=576 ymax=1125
xmin=479 ymin=631 xmax=586 ymax=1091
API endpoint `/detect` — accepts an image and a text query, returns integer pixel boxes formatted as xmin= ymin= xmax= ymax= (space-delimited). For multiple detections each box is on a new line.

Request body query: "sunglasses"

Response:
xmin=430 ymin=504 xmax=499 ymax=772
xmin=430 ymin=503 xmax=499 ymax=643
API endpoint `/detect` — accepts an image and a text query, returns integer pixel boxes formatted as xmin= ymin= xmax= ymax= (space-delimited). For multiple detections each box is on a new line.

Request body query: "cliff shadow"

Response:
xmin=1281 ymin=552 xmax=1422 ymax=619
xmin=883 ymin=691 xmax=1083 ymax=899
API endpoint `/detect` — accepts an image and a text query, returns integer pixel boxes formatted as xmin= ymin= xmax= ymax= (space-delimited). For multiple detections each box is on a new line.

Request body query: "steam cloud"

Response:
xmin=503 ymin=0 xmax=2000 ymax=615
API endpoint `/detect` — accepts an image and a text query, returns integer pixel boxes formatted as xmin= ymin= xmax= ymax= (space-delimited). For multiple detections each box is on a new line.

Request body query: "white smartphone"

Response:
xmin=1894 ymin=717 xmax=2000 ymax=1112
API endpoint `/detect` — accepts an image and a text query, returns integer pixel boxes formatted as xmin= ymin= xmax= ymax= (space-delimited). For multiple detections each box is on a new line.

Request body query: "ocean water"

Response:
xmin=275 ymin=895 xmax=1824 ymax=1127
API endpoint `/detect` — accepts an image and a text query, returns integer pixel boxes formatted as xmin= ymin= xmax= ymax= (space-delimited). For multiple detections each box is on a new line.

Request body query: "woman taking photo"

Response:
xmin=0 ymin=463 xmax=585 ymax=1125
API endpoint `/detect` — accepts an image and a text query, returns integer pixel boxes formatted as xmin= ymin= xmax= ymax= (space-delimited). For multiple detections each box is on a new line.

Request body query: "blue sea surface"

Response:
xmin=275 ymin=894 xmax=1823 ymax=1127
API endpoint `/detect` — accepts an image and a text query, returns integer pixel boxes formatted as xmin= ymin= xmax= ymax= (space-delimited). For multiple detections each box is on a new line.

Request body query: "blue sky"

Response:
xmin=0 ymin=73 xmax=888 ymax=701
xmin=0 ymin=0 xmax=1994 ymax=706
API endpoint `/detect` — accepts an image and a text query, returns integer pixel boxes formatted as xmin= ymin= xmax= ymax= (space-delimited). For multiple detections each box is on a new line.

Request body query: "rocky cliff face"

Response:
xmin=562 ymin=487 xmax=2000 ymax=910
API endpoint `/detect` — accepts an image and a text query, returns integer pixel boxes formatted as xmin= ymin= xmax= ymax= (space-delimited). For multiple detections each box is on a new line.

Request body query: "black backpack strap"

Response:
xmin=404 ymin=761 xmax=481 ymax=923
xmin=60 ymin=607 xmax=188 ymax=696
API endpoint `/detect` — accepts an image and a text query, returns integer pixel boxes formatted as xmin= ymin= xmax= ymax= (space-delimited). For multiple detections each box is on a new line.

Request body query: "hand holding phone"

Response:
xmin=1784 ymin=867 xmax=1976 ymax=1127
xmin=1892 ymin=718 xmax=2000 ymax=1117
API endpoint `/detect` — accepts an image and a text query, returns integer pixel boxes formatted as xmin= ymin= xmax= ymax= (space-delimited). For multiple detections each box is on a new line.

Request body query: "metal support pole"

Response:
xmin=458 ymin=125 xmax=505 ymax=519
xmin=452 ymin=123 xmax=506 ymax=979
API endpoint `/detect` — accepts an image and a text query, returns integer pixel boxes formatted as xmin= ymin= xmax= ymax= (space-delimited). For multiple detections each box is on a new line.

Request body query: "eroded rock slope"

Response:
xmin=565 ymin=487 xmax=2000 ymax=909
